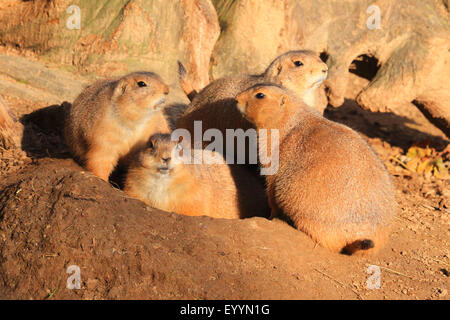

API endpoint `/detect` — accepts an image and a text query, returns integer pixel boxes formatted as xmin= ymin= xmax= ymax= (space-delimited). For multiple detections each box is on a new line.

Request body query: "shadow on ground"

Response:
xmin=20 ymin=102 xmax=70 ymax=159
xmin=324 ymin=99 xmax=449 ymax=152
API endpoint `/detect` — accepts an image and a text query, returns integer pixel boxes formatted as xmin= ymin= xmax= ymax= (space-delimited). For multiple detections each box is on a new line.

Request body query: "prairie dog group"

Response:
xmin=124 ymin=134 xmax=269 ymax=219
xmin=176 ymin=51 xmax=327 ymax=154
xmin=236 ymin=84 xmax=395 ymax=254
xmin=63 ymin=50 xmax=395 ymax=255
xmin=64 ymin=72 xmax=170 ymax=181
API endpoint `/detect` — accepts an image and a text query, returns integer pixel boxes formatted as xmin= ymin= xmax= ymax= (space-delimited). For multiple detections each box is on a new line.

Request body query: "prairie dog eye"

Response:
xmin=137 ymin=81 xmax=147 ymax=87
xmin=293 ymin=61 xmax=303 ymax=67
xmin=255 ymin=92 xmax=265 ymax=99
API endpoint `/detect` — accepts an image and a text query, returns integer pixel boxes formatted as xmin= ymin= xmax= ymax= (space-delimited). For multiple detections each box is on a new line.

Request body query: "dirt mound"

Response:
xmin=0 ymin=159 xmax=350 ymax=299
xmin=1 ymin=158 xmax=448 ymax=300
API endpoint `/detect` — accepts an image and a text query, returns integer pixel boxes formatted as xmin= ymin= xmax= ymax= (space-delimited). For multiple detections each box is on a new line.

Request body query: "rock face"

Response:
xmin=211 ymin=0 xmax=450 ymax=136
xmin=0 ymin=0 xmax=220 ymax=99
xmin=1 ymin=0 xmax=448 ymax=135
xmin=0 ymin=55 xmax=89 ymax=104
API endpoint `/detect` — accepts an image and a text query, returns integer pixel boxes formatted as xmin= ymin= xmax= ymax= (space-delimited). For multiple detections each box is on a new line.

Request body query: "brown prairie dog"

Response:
xmin=236 ymin=84 xmax=396 ymax=255
xmin=124 ymin=134 xmax=269 ymax=219
xmin=64 ymin=72 xmax=170 ymax=181
xmin=177 ymin=50 xmax=327 ymax=132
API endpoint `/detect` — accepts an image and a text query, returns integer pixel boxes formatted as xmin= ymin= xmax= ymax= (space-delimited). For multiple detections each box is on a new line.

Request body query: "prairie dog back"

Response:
xmin=236 ymin=84 xmax=396 ymax=255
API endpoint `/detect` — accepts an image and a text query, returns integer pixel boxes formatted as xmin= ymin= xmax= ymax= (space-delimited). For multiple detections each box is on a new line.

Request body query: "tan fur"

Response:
xmin=124 ymin=134 xmax=269 ymax=219
xmin=64 ymin=72 xmax=170 ymax=181
xmin=178 ymin=61 xmax=198 ymax=101
xmin=176 ymin=50 xmax=327 ymax=158
xmin=236 ymin=84 xmax=396 ymax=255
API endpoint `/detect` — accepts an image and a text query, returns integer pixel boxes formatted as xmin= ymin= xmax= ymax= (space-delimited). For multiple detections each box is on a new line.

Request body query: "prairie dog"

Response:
xmin=236 ymin=84 xmax=395 ymax=255
xmin=65 ymin=72 xmax=170 ymax=181
xmin=124 ymin=134 xmax=269 ymax=219
xmin=177 ymin=50 xmax=327 ymax=157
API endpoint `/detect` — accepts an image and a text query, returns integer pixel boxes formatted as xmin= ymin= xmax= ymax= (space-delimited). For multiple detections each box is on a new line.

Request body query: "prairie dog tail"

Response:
xmin=341 ymin=239 xmax=375 ymax=255
xmin=177 ymin=61 xmax=198 ymax=101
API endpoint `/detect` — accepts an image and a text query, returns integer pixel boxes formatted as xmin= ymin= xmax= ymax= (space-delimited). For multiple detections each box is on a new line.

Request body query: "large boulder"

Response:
xmin=0 ymin=0 xmax=220 ymax=100
xmin=211 ymin=0 xmax=450 ymax=136
xmin=0 ymin=0 xmax=448 ymax=134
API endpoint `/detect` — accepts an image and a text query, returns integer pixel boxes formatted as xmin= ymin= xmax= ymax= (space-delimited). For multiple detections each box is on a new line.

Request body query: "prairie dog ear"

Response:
xmin=147 ymin=136 xmax=157 ymax=149
xmin=113 ymin=79 xmax=128 ymax=97
xmin=265 ymin=60 xmax=283 ymax=79
xmin=280 ymin=94 xmax=288 ymax=107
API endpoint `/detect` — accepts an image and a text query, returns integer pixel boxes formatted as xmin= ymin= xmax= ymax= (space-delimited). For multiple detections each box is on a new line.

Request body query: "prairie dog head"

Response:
xmin=265 ymin=50 xmax=328 ymax=95
xmin=236 ymin=84 xmax=300 ymax=129
xmin=137 ymin=134 xmax=184 ymax=176
xmin=112 ymin=72 xmax=170 ymax=115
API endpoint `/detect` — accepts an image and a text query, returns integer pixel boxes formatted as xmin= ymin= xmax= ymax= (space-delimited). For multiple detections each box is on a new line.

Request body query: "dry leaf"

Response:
xmin=393 ymin=146 xmax=449 ymax=179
